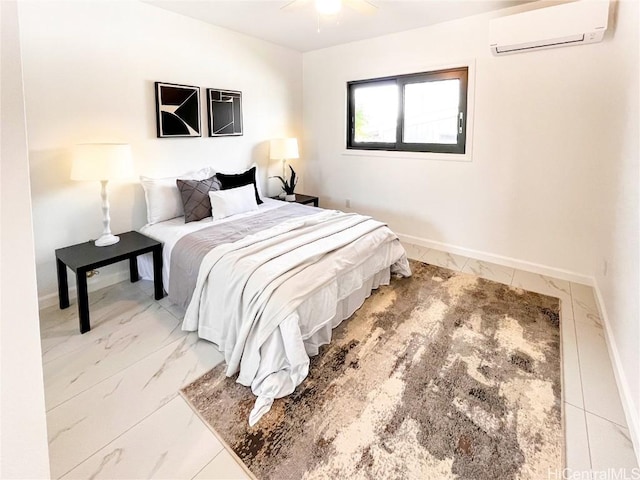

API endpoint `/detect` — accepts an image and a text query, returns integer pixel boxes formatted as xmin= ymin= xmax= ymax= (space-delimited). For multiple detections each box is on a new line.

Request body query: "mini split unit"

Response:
xmin=489 ymin=0 xmax=609 ymax=55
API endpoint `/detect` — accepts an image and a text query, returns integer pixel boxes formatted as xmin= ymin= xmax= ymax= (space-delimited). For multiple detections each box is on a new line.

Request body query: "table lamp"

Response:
xmin=71 ymin=143 xmax=134 ymax=247
xmin=269 ymin=138 xmax=299 ymax=197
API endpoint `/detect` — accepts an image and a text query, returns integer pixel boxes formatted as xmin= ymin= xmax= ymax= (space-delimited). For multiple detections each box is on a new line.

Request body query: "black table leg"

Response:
xmin=57 ymin=258 xmax=70 ymax=309
xmin=152 ymin=246 xmax=164 ymax=300
xmin=76 ymin=269 xmax=90 ymax=334
xmin=129 ymin=256 xmax=139 ymax=282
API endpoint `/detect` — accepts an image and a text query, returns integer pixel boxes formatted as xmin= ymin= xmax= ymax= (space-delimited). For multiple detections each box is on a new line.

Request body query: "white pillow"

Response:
xmin=141 ymin=167 xmax=214 ymax=225
xmin=209 ymin=184 xmax=259 ymax=220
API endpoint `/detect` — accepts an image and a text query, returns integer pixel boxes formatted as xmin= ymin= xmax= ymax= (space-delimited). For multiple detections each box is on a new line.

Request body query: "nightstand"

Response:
xmin=55 ymin=231 xmax=163 ymax=334
xmin=271 ymin=193 xmax=319 ymax=207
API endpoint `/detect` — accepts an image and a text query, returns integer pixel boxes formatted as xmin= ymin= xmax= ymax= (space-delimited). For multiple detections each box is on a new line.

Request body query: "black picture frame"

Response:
xmin=207 ymin=89 xmax=243 ymax=137
xmin=155 ymin=82 xmax=201 ymax=138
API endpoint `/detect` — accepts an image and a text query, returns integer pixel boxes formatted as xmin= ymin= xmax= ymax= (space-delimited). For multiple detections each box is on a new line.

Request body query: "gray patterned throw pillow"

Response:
xmin=176 ymin=175 xmax=222 ymax=223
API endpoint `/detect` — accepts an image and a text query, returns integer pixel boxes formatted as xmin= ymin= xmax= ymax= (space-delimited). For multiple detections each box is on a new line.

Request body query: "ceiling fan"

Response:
xmin=282 ymin=0 xmax=378 ymax=16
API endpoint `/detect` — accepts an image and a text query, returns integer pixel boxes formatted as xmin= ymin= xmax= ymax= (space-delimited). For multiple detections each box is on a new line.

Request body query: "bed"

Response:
xmin=138 ymin=178 xmax=411 ymax=425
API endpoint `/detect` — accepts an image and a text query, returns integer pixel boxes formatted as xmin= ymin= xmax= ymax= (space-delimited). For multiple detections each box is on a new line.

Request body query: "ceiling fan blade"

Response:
xmin=281 ymin=0 xmax=312 ymax=11
xmin=345 ymin=0 xmax=378 ymax=15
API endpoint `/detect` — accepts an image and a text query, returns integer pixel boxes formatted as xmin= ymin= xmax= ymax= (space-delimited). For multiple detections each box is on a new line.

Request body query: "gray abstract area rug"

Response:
xmin=181 ymin=260 xmax=562 ymax=480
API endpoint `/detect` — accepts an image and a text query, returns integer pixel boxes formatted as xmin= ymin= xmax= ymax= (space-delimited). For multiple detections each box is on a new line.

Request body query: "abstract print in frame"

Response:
xmin=207 ymin=89 xmax=243 ymax=137
xmin=155 ymin=82 xmax=201 ymax=138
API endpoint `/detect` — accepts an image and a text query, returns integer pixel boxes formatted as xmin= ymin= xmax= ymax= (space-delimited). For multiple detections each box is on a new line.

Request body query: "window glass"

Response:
xmin=403 ymin=79 xmax=460 ymax=145
xmin=353 ymin=83 xmax=397 ymax=144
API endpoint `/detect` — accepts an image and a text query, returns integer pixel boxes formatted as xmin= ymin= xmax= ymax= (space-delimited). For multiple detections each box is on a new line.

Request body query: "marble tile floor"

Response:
xmin=39 ymin=243 xmax=638 ymax=479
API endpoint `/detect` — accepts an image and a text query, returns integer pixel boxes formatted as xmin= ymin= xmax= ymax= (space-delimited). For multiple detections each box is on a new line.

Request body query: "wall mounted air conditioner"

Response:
xmin=489 ymin=1 xmax=609 ymax=55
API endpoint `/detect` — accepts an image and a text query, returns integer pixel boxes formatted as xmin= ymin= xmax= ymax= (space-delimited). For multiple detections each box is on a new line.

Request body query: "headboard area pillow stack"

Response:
xmin=140 ymin=164 xmax=264 ymax=225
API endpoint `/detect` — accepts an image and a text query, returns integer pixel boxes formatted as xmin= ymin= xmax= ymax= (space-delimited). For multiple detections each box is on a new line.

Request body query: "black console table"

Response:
xmin=55 ymin=231 xmax=163 ymax=334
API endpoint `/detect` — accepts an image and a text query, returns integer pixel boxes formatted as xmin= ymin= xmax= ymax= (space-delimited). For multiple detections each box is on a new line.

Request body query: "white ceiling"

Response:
xmin=146 ymin=0 xmax=534 ymax=52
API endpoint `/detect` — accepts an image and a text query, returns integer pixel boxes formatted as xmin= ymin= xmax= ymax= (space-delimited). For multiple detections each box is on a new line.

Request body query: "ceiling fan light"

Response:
xmin=315 ymin=0 xmax=341 ymax=15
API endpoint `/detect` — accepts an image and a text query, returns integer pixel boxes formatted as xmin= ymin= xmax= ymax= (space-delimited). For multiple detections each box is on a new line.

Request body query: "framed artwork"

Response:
xmin=155 ymin=82 xmax=201 ymax=138
xmin=207 ymin=89 xmax=243 ymax=137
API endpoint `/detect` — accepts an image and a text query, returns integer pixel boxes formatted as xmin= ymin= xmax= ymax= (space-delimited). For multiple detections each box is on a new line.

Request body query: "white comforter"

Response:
xmin=182 ymin=209 xmax=410 ymax=424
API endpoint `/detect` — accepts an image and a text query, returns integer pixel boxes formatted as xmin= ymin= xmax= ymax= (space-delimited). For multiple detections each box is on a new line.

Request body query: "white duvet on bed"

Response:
xmin=182 ymin=209 xmax=411 ymax=425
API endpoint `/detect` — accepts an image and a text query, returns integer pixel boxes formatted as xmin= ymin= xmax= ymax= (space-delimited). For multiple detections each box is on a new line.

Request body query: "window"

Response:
xmin=347 ymin=67 xmax=468 ymax=154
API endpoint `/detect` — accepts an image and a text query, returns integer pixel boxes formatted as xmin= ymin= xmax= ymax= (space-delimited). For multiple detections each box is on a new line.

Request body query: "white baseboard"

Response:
xmin=396 ymin=233 xmax=593 ymax=285
xmin=38 ymin=270 xmax=130 ymax=310
xmin=592 ymin=281 xmax=640 ymax=466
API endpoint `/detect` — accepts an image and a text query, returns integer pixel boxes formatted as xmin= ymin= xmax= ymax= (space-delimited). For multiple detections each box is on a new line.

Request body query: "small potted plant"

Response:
xmin=271 ymin=165 xmax=298 ymax=201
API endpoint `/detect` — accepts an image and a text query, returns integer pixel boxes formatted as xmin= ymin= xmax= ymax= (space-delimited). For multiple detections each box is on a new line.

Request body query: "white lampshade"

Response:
xmin=269 ymin=138 xmax=299 ymax=160
xmin=71 ymin=143 xmax=134 ymax=181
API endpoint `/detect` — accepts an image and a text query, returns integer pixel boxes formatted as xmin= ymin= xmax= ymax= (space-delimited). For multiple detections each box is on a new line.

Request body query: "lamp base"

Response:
xmin=95 ymin=234 xmax=120 ymax=247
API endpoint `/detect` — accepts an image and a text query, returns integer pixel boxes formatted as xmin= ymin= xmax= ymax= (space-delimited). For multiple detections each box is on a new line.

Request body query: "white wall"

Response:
xmin=19 ymin=0 xmax=303 ymax=302
xmin=303 ymin=1 xmax=633 ymax=281
xmin=303 ymin=0 xmax=639 ymax=456
xmin=0 ymin=1 xmax=51 ymax=477
xmin=592 ymin=0 xmax=640 ymax=454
